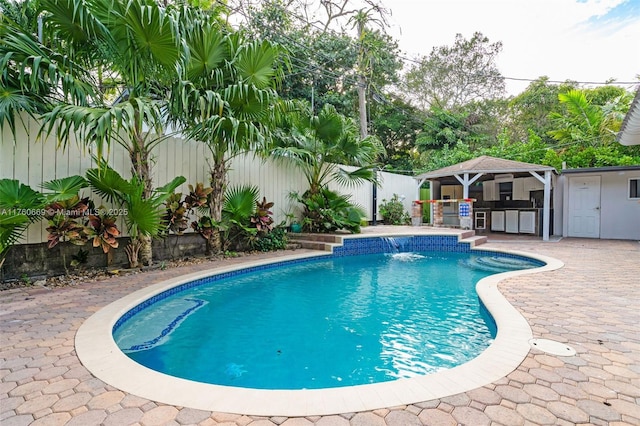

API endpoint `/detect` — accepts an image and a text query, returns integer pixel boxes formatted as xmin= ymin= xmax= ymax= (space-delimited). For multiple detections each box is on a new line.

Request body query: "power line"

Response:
xmin=396 ymin=55 xmax=639 ymax=87
xmin=220 ymin=2 xmax=634 ymax=155
xmin=227 ymin=2 xmax=639 ymax=91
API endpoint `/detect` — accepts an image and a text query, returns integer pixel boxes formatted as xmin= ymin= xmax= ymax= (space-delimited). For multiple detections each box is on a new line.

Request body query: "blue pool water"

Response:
xmin=113 ymin=243 xmax=541 ymax=390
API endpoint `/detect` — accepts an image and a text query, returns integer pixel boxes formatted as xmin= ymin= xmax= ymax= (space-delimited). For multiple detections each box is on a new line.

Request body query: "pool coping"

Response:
xmin=75 ymin=233 xmax=564 ymax=416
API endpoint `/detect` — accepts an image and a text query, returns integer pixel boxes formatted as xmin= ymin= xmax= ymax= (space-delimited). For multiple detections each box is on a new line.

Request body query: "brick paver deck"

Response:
xmin=1 ymin=230 xmax=639 ymax=425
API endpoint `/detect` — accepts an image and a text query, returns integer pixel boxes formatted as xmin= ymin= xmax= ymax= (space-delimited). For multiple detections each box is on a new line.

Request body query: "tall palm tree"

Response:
xmin=170 ymin=9 xmax=287 ymax=254
xmin=2 ymin=0 xmax=182 ymax=265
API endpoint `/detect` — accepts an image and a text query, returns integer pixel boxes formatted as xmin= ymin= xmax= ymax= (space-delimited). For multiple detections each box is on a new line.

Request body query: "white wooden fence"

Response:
xmin=1 ymin=115 xmax=419 ymax=244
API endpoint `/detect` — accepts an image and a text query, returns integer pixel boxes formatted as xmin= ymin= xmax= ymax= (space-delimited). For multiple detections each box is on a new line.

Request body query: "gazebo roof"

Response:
xmin=414 ymin=155 xmax=557 ymax=180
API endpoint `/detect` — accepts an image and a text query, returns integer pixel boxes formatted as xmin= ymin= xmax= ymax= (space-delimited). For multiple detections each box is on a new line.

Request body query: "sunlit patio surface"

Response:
xmin=1 ymin=226 xmax=639 ymax=425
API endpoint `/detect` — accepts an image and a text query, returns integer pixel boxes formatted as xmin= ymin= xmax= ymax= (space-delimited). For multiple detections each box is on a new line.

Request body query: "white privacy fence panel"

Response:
xmin=1 ymin=116 xmax=417 ymax=244
xmin=376 ymin=170 xmax=418 ymax=218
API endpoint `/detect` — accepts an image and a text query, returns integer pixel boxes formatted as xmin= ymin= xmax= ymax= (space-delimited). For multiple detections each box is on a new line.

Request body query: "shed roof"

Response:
xmin=415 ymin=155 xmax=557 ymax=180
xmin=617 ymin=87 xmax=640 ymax=146
xmin=560 ymin=165 xmax=640 ymax=174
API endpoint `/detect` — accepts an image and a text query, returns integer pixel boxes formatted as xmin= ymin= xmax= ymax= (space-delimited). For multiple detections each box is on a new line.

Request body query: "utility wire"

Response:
xmin=224 ymin=1 xmax=640 ymax=89
xmin=221 ymin=1 xmax=634 ymax=158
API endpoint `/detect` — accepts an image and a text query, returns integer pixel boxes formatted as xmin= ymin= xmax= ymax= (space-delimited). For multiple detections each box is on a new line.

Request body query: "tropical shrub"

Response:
xmin=86 ymin=167 xmax=185 ymax=268
xmin=163 ymin=193 xmax=190 ymax=235
xmin=251 ymin=226 xmax=288 ymax=252
xmin=220 ymin=185 xmax=259 ymax=252
xmin=250 ymin=197 xmax=275 ymax=233
xmin=191 ymin=216 xmax=216 ymax=252
xmin=379 ymin=194 xmax=410 ymax=225
xmin=0 ymin=179 xmax=46 ymax=270
xmin=290 ymin=188 xmax=364 ymax=234
xmin=39 ymin=176 xmax=123 ymax=271
xmin=86 ymin=209 xmax=120 ymax=254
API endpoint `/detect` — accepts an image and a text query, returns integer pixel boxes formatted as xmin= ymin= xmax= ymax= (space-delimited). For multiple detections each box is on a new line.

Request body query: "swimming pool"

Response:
xmin=113 ymin=249 xmax=541 ymax=390
xmin=76 ymin=232 xmax=563 ymax=416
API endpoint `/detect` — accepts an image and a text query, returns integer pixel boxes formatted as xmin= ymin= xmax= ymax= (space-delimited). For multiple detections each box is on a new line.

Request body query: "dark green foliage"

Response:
xmin=291 ymin=188 xmax=364 ymax=234
xmin=219 ymin=185 xmax=259 ymax=252
xmin=378 ymin=194 xmax=410 ymax=225
xmin=0 ymin=179 xmax=47 ymax=267
xmin=251 ymin=226 xmax=288 ymax=252
xmin=70 ymin=248 xmax=89 ymax=267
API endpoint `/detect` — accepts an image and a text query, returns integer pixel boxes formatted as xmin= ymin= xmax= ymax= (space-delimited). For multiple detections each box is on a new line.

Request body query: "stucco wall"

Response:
xmin=559 ymin=169 xmax=640 ymax=240
xmin=599 ymin=170 xmax=640 ymax=240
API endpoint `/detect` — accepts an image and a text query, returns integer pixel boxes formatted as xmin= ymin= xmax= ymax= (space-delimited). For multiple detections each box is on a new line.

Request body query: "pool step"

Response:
xmin=287 ymin=233 xmax=341 ymax=251
xmin=460 ymin=235 xmax=487 ymax=247
xmin=288 ymin=231 xmax=488 ymax=251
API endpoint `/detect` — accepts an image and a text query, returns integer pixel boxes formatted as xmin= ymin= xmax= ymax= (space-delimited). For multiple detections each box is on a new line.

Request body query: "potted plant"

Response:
xmin=290 ymin=220 xmax=302 ymax=233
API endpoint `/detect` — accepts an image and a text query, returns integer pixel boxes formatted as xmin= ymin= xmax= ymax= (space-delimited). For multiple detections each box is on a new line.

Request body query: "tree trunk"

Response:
xmin=357 ymin=19 xmax=368 ymax=139
xmin=207 ymin=158 xmax=227 ymax=255
xmin=130 ymin=133 xmax=154 ymax=266
xmin=138 ymin=234 xmax=152 ymax=266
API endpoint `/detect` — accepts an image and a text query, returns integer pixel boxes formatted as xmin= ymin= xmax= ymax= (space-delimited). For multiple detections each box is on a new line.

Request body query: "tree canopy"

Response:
xmin=2 ymin=0 xmax=638 ymax=178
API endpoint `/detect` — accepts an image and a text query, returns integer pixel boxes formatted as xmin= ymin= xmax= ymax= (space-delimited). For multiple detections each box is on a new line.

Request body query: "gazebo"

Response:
xmin=414 ymin=156 xmax=557 ymax=241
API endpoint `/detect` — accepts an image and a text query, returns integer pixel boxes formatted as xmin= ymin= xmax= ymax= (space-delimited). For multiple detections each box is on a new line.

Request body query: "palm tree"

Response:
xmin=3 ymin=0 xmax=183 ymax=265
xmin=548 ymin=89 xmax=623 ymax=148
xmin=85 ymin=166 xmax=185 ymax=268
xmin=0 ymin=8 xmax=94 ymax=140
xmin=271 ymin=103 xmax=383 ymax=196
xmin=169 ymin=9 xmax=286 ymax=254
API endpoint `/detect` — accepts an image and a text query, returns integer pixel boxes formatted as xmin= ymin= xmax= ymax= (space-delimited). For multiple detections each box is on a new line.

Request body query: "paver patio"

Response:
xmin=1 ymin=228 xmax=639 ymax=425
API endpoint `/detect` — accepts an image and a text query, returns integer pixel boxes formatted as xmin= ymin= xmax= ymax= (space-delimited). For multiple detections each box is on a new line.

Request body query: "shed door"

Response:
xmin=568 ymin=176 xmax=601 ymax=238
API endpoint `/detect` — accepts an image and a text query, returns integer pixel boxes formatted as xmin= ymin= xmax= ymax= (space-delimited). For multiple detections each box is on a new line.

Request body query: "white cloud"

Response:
xmin=382 ymin=0 xmax=640 ymax=95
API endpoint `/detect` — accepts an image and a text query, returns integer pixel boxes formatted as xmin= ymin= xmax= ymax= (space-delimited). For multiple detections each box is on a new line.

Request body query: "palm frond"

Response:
xmin=223 ymin=185 xmax=259 ymax=222
xmin=0 ymin=179 xmax=46 ymax=211
xmin=125 ymin=197 xmax=162 ymax=237
xmin=0 ymin=212 xmax=30 ymax=259
xmin=332 ymin=166 xmax=378 ymax=188
xmin=234 ymin=40 xmax=278 ymax=88
xmin=85 ymin=167 xmax=134 ymax=203
xmin=41 ymin=176 xmax=88 ymax=202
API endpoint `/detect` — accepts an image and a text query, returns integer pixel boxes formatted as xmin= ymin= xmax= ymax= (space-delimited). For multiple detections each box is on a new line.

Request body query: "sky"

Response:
xmin=379 ymin=0 xmax=640 ymax=96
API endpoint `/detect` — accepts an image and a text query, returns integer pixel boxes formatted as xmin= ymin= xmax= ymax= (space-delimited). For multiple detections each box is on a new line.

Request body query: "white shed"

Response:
xmin=556 ymin=165 xmax=640 ymax=240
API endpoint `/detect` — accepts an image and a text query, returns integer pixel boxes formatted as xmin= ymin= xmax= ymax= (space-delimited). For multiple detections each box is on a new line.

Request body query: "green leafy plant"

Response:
xmin=290 ymin=188 xmax=364 ymax=234
xmin=86 ymin=166 xmax=185 ymax=268
xmin=251 ymin=226 xmax=288 ymax=252
xmin=163 ymin=193 xmax=189 ymax=235
xmin=378 ymin=194 xmax=410 ymax=225
xmin=191 ymin=215 xmax=216 ymax=253
xmin=39 ymin=176 xmax=111 ymax=273
xmin=70 ymin=249 xmax=89 ymax=268
xmin=221 ymin=185 xmax=259 ymax=251
xmin=0 ymin=179 xmax=47 ymax=269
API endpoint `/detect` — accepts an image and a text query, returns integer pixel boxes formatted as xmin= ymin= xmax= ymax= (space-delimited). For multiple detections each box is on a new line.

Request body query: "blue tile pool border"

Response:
xmin=112 ymin=235 xmax=545 ymax=335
